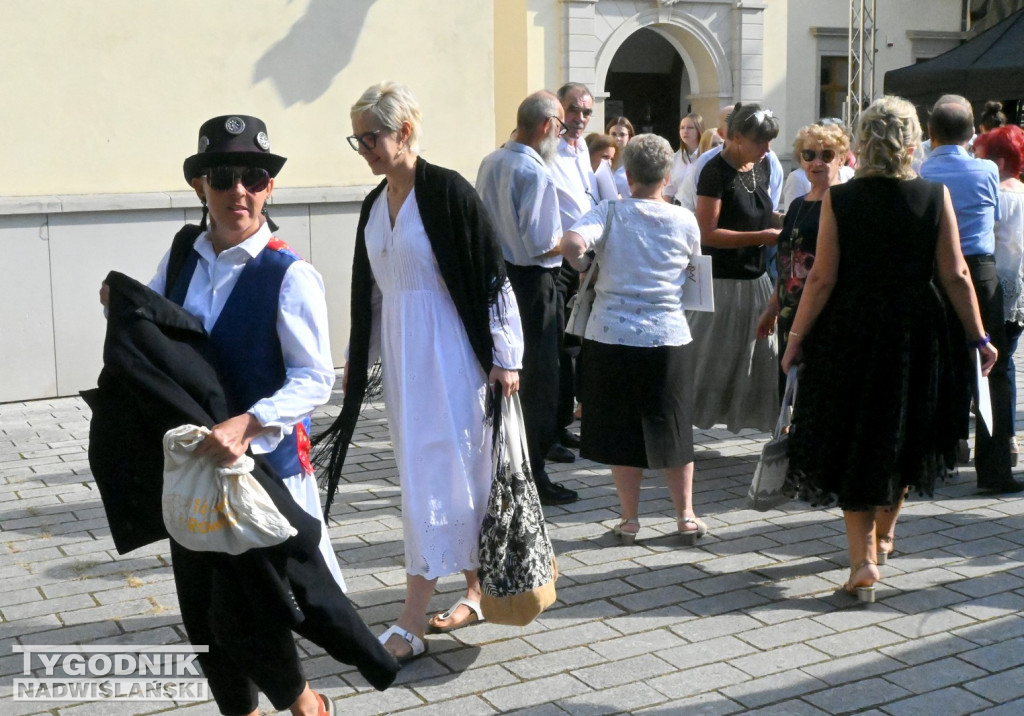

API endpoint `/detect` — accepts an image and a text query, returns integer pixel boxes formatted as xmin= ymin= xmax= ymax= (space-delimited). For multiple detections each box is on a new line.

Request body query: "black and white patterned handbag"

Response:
xmin=477 ymin=390 xmax=558 ymax=625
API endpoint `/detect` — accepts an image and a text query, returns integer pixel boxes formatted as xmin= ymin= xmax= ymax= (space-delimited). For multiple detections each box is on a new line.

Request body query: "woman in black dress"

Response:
xmin=782 ymin=96 xmax=997 ymax=601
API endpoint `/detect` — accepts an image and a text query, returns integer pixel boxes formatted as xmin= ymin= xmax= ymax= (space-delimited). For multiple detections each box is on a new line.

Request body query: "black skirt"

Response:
xmin=580 ymin=339 xmax=694 ymax=469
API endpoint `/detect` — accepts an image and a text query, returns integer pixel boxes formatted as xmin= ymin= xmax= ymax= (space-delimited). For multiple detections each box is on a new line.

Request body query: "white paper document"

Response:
xmin=682 ymin=254 xmax=714 ymax=312
xmin=974 ymin=348 xmax=993 ymax=435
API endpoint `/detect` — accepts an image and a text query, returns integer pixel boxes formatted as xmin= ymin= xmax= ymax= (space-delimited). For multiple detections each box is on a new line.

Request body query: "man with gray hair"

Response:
xmin=476 ymin=90 xmax=577 ymax=505
xmin=921 ymin=95 xmax=1020 ymax=493
xmin=547 ymin=82 xmax=618 ymax=468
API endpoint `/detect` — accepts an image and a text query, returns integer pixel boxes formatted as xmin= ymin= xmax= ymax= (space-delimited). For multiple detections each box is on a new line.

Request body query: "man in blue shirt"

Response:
xmin=477 ymin=90 xmax=578 ymax=506
xmin=921 ymin=96 xmax=1021 ymax=493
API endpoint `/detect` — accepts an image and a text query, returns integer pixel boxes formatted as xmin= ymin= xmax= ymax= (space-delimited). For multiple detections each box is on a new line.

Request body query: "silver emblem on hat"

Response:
xmin=255 ymin=131 xmax=270 ymax=150
xmin=198 ymin=136 xmax=210 ymax=153
xmin=224 ymin=116 xmax=246 ymax=135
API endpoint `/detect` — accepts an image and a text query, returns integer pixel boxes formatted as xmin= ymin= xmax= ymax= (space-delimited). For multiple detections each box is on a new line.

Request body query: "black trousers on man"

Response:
xmin=506 ymin=262 xmax=561 ymax=483
xmin=949 ymin=255 xmax=1013 ymax=487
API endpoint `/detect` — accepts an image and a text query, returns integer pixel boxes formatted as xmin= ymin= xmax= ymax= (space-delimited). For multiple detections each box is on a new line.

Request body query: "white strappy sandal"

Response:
xmin=427 ymin=597 xmax=485 ymax=634
xmin=378 ymin=624 xmax=428 ymax=664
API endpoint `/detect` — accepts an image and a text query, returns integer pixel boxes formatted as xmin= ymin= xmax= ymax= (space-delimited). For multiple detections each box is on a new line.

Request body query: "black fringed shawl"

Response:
xmin=315 ymin=156 xmax=508 ymax=515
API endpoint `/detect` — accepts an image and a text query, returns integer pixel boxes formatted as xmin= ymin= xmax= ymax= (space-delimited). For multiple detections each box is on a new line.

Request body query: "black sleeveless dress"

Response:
xmin=786 ymin=177 xmax=957 ymax=510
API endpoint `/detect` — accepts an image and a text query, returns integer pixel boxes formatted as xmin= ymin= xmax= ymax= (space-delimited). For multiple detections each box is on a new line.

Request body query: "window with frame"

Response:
xmin=819 ymin=55 xmax=849 ymax=120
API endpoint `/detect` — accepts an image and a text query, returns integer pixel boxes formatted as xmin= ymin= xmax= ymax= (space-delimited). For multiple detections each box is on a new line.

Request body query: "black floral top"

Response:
xmin=776 ymin=196 xmax=822 ymax=346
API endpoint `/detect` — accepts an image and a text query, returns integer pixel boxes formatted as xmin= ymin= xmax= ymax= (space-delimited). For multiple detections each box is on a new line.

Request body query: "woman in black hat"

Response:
xmin=104 ymin=114 xmax=349 ymax=715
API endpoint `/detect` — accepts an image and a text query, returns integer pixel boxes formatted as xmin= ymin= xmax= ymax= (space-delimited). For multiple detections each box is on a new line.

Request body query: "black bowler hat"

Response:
xmin=182 ymin=114 xmax=287 ymax=184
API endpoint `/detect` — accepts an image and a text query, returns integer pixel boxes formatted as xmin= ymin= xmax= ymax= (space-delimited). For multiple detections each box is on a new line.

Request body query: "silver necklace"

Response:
xmin=736 ymin=162 xmax=759 ymax=194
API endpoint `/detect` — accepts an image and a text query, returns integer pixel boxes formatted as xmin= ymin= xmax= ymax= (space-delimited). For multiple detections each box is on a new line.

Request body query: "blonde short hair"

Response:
xmin=792 ymin=123 xmax=850 ymax=161
xmin=351 ymin=81 xmax=423 ymax=153
xmin=854 ymin=96 xmax=921 ymax=180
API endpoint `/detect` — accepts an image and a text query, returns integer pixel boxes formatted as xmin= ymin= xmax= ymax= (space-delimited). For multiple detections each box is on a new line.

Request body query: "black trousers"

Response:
xmin=506 ymin=262 xmax=561 ymax=483
xmin=556 ymin=259 xmax=581 ymax=429
xmin=171 ymin=541 xmax=306 ymax=715
xmin=951 ymin=255 xmax=1013 ymax=486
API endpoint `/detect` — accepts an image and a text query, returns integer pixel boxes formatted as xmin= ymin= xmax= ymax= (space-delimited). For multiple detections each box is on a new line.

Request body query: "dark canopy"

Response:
xmin=884 ymin=8 xmax=1024 ymax=110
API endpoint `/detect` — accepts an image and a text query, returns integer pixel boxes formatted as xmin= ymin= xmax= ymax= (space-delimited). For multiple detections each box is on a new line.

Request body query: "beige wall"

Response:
xmin=0 ymin=0 xmax=975 ymax=403
xmin=1 ymin=0 xmax=496 ymax=197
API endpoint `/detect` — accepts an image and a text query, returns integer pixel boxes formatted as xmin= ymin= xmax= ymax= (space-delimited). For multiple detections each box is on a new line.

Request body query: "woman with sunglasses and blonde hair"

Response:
xmin=757 ymin=123 xmax=849 ymax=393
xmin=318 ymin=81 xmax=523 ymax=664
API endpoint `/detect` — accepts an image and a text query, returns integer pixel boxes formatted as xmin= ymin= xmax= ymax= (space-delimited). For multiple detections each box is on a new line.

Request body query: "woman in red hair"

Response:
xmin=974 ymin=124 xmax=1024 ymax=462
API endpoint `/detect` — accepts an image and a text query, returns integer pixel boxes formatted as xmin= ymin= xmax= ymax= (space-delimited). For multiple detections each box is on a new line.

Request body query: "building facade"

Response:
xmin=0 ymin=0 xmax=970 ymax=401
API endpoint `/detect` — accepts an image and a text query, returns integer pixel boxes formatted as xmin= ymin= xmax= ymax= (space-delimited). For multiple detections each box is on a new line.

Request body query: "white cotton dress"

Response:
xmin=365 ymin=189 xmax=522 ymax=580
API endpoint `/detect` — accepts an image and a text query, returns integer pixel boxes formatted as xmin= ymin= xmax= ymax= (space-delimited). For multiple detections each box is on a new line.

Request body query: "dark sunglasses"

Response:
xmin=205 ymin=166 xmax=271 ymax=193
xmin=800 ymin=148 xmax=837 ymax=163
xmin=347 ymin=129 xmax=384 ymax=152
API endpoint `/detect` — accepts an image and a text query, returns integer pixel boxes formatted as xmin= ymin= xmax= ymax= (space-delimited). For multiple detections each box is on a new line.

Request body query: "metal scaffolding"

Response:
xmin=846 ymin=0 xmax=877 ymax=126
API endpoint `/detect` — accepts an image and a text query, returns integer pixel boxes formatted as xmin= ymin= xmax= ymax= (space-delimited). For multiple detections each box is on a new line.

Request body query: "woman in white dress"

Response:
xmin=664 ymin=113 xmax=705 ymax=202
xmin=318 ymin=82 xmax=523 ymax=664
xmin=606 ymin=115 xmax=635 ymax=198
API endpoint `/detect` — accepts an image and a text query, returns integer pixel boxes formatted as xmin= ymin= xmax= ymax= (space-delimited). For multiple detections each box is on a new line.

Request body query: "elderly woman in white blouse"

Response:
xmin=561 ymin=133 xmax=707 ymax=546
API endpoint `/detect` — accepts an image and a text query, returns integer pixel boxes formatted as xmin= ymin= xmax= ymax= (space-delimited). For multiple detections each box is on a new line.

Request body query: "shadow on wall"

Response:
xmin=253 ymin=0 xmax=377 ymax=106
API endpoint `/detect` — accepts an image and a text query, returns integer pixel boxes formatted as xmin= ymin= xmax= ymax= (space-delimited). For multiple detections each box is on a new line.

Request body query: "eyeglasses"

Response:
xmin=549 ymin=116 xmax=568 ymax=136
xmin=205 ymin=166 xmax=271 ymax=193
xmin=346 ymin=129 xmax=384 ymax=152
xmin=800 ymin=148 xmax=837 ymax=163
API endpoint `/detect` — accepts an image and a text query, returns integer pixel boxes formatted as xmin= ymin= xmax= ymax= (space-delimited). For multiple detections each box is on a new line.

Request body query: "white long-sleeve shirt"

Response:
xmin=148 ymin=223 xmax=335 ymax=457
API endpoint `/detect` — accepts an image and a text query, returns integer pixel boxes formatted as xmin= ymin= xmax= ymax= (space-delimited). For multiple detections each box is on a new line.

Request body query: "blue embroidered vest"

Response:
xmin=168 ymin=237 xmax=311 ymax=479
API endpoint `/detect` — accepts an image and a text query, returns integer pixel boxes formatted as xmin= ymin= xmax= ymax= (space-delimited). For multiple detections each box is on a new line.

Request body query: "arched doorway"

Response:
xmin=604 ymin=28 xmax=689 ymax=149
xmin=583 ymin=5 xmax=740 ymax=146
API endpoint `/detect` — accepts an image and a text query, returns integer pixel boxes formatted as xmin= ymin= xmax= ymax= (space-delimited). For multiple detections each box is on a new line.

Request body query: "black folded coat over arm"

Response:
xmin=83 ymin=271 xmax=398 ymax=691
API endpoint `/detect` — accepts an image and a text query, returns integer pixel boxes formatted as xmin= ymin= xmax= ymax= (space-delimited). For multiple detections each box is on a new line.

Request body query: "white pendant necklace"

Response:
xmin=736 ymin=162 xmax=759 ymax=194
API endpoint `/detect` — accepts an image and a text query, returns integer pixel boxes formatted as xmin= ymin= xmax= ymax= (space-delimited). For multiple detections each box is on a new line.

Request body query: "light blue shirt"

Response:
xmin=476 ymin=142 xmax=562 ymax=269
xmin=920 ymin=144 xmax=1000 ymax=256
xmin=570 ymin=199 xmax=700 ymax=347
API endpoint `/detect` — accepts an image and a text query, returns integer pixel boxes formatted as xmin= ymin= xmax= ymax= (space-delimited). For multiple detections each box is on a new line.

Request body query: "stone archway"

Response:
xmin=563 ymin=1 xmax=766 ymax=134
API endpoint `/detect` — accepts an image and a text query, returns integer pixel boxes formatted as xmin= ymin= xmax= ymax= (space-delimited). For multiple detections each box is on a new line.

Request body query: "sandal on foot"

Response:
xmin=839 ymin=561 xmax=879 ymax=603
xmin=677 ymin=516 xmax=708 ymax=546
xmin=877 ymin=537 xmax=894 ymax=566
xmin=312 ymin=691 xmax=335 ymax=716
xmin=378 ymin=625 xmax=428 ymax=665
xmin=610 ymin=517 xmax=640 ymax=545
xmin=427 ymin=597 xmax=484 ymax=634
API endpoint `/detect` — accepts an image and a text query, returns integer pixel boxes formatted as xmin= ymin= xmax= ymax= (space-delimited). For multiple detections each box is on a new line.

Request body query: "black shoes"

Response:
xmin=546 ymin=443 xmax=576 ymax=463
xmin=560 ymin=429 xmax=581 ymax=449
xmin=978 ymin=478 xmax=1024 ymax=495
xmin=536 ymin=480 xmax=578 ymax=505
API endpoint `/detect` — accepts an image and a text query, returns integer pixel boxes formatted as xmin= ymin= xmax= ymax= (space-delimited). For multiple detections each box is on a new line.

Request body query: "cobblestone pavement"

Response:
xmin=4 ymin=363 xmax=1024 ymax=716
